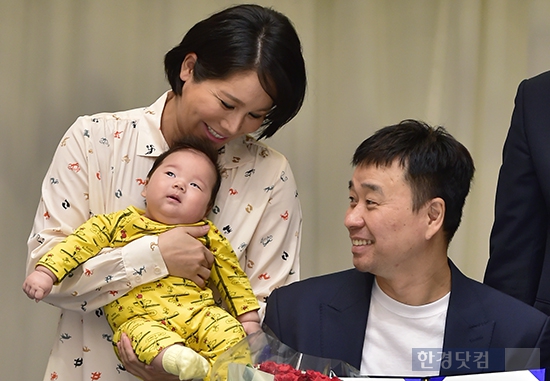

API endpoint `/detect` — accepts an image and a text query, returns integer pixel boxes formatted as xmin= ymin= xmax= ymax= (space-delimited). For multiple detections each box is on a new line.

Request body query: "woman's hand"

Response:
xmin=117 ymin=333 xmax=180 ymax=381
xmin=158 ymin=225 xmax=213 ymax=288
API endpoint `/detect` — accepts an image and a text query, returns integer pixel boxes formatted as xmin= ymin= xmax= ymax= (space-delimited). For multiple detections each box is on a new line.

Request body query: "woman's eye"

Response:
xmin=248 ymin=112 xmax=263 ymax=119
xmin=220 ymin=99 xmax=234 ymax=110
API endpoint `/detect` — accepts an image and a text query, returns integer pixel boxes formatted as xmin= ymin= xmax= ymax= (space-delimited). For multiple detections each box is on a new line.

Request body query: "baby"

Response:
xmin=23 ymin=137 xmax=261 ymax=380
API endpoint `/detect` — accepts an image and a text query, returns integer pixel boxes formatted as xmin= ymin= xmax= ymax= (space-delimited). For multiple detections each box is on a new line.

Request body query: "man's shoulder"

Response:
xmin=297 ymin=268 xmax=362 ymax=283
xmin=273 ymin=269 xmax=369 ymax=296
xmin=527 ymin=69 xmax=550 ymax=85
xmin=452 ymin=265 xmax=549 ymax=323
xmin=522 ymin=70 xmax=550 ymax=97
xmin=479 ymin=282 xmax=547 ymax=319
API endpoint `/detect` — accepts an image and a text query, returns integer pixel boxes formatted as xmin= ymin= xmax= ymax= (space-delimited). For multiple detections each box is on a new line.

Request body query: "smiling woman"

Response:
xmin=24 ymin=4 xmax=307 ymax=381
xmin=163 ymin=4 xmax=306 ymax=140
xmin=163 ymin=66 xmax=274 ymax=149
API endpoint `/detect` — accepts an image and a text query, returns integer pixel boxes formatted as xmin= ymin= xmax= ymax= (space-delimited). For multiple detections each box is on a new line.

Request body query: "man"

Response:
xmin=485 ymin=70 xmax=550 ymax=315
xmin=264 ymin=120 xmax=550 ymax=378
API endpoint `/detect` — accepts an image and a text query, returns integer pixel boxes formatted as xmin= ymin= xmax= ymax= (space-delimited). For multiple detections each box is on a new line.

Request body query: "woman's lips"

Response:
xmin=206 ymin=124 xmax=226 ymax=140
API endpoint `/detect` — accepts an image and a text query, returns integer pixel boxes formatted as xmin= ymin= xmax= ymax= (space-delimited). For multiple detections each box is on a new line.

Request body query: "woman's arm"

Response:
xmin=240 ymin=153 xmax=302 ymax=317
xmin=26 ymin=117 xmax=172 ymax=311
xmin=208 ymin=139 xmax=302 ymax=319
xmin=28 ymin=116 xmax=215 ymax=312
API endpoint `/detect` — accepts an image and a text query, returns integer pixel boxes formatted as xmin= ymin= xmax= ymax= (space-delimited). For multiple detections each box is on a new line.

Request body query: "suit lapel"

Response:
xmin=317 ymin=263 xmax=497 ymax=374
xmin=319 ymin=270 xmax=374 ymax=369
xmin=442 ymin=261 xmax=495 ymax=374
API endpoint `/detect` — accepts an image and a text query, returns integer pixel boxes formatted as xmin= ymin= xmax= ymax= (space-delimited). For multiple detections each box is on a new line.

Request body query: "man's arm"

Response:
xmin=485 ymin=77 xmax=548 ymax=305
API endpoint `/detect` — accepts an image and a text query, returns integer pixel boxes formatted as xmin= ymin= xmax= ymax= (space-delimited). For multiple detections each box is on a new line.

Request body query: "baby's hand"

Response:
xmin=22 ymin=266 xmax=56 ymax=302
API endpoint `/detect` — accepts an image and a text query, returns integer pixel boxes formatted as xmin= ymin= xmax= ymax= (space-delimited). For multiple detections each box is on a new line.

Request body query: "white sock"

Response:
xmin=162 ymin=345 xmax=210 ymax=380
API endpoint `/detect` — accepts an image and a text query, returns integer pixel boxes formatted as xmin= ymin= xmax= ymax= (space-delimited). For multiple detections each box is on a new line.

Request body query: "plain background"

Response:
xmin=3 ymin=0 xmax=550 ymax=379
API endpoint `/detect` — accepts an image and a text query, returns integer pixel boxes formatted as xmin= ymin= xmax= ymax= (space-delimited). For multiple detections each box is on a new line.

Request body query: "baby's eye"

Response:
xmin=190 ymin=182 xmax=202 ymax=190
xmin=165 ymin=171 xmax=175 ymax=178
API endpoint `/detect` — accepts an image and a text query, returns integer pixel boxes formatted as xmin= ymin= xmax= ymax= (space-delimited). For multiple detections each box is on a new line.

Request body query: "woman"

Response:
xmin=26 ymin=4 xmax=306 ymax=381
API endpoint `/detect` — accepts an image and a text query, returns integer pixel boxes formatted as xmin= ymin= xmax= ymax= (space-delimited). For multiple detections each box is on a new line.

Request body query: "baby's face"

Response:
xmin=141 ymin=149 xmax=216 ymax=225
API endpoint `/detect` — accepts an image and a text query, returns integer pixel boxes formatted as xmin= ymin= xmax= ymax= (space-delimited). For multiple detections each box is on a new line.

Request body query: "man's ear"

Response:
xmin=425 ymin=197 xmax=445 ymax=240
xmin=180 ymin=53 xmax=197 ymax=82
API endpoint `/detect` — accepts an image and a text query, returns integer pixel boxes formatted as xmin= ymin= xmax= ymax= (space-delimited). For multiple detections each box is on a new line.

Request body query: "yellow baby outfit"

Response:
xmin=37 ymin=205 xmax=259 ymax=368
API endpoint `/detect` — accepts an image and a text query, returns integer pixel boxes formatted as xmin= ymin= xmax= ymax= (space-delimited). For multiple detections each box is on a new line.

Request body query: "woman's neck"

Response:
xmin=160 ymin=91 xmax=176 ymax=147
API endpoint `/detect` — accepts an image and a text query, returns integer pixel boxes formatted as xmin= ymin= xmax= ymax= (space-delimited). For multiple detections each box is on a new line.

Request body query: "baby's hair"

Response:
xmin=147 ymin=137 xmax=222 ymax=210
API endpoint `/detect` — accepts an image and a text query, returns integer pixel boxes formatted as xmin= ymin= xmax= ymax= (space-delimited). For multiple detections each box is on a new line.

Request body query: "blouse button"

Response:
xmin=154 ymin=266 xmax=162 ymax=275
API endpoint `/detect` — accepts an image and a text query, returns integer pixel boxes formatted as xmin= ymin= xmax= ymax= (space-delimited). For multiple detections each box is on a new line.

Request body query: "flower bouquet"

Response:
xmin=211 ymin=328 xmax=360 ymax=381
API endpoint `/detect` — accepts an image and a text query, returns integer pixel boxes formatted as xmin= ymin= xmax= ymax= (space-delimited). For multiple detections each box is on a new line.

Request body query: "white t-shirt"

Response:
xmin=361 ymin=279 xmax=450 ymax=377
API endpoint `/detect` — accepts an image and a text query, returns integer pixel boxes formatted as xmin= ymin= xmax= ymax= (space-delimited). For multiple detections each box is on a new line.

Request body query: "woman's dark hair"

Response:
xmin=147 ymin=136 xmax=222 ymax=211
xmin=164 ymin=4 xmax=306 ymax=139
xmin=352 ymin=120 xmax=475 ymax=243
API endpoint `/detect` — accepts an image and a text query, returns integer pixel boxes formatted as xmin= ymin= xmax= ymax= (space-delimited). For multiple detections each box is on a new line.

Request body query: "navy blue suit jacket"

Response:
xmin=485 ymin=70 xmax=550 ymax=315
xmin=264 ymin=261 xmax=550 ymax=377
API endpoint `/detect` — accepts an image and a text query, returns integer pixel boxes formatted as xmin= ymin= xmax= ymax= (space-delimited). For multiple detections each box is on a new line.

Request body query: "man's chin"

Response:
xmin=352 ymin=257 xmax=374 ymax=273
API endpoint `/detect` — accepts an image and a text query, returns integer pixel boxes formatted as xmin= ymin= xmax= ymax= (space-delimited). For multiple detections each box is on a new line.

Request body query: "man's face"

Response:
xmin=344 ymin=160 xmax=431 ymax=278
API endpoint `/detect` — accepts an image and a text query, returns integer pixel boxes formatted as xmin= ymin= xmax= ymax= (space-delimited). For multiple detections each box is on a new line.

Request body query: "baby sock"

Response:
xmin=162 ymin=345 xmax=210 ymax=380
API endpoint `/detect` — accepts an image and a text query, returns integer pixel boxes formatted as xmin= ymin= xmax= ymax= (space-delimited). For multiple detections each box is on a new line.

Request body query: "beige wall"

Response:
xmin=3 ymin=0 xmax=550 ymax=379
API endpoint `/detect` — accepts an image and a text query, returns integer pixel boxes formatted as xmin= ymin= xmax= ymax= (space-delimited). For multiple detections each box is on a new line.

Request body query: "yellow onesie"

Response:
xmin=37 ymin=205 xmax=260 ymax=368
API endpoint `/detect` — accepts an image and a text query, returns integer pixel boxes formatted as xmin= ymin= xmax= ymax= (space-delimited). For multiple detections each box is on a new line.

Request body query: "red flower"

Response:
xmin=276 ymin=364 xmax=296 ymax=374
xmin=278 ymin=372 xmax=303 ymax=381
xmin=257 ymin=361 xmax=340 ymax=381
xmin=259 ymin=361 xmax=279 ymax=374
xmin=305 ymin=370 xmax=334 ymax=381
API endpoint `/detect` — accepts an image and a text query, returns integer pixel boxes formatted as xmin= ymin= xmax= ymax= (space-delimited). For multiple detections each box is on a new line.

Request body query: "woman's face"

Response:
xmin=165 ymin=54 xmax=273 ymax=149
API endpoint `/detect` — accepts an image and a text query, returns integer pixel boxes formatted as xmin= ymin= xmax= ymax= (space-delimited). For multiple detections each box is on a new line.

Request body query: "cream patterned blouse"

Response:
xmin=26 ymin=91 xmax=301 ymax=381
